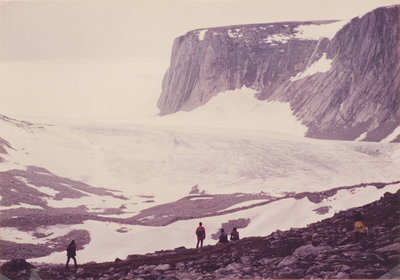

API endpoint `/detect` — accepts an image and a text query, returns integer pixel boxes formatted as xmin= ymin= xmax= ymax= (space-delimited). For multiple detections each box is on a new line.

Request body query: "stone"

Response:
xmin=333 ymin=272 xmax=349 ymax=279
xmin=240 ymin=256 xmax=253 ymax=265
xmin=154 ymin=264 xmax=171 ymax=271
xmin=376 ymin=243 xmax=400 ymax=252
xmin=293 ymin=244 xmax=332 ymax=258
xmin=225 ymin=262 xmax=242 ymax=271
xmin=1 ymin=259 xmax=35 ymax=273
xmin=277 ymin=256 xmax=297 ymax=268
xmin=278 ymin=267 xmax=304 ymax=278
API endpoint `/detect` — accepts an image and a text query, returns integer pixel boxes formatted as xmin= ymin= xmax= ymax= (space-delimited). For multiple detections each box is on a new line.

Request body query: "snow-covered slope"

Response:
xmin=1 ymin=112 xmax=400 ymax=203
xmin=141 ymin=87 xmax=307 ymax=136
xmin=1 ymin=101 xmax=400 ymax=263
xmin=16 ymin=183 xmax=398 ymax=263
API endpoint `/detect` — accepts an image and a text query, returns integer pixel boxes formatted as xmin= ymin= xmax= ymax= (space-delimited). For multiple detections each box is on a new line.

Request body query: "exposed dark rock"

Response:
xmin=0 ymin=230 xmax=90 ymax=260
xmin=13 ymin=189 xmax=399 ymax=279
xmin=0 ymin=137 xmax=12 ymax=156
xmin=189 ymin=184 xmax=200 ymax=194
xmin=158 ymin=6 xmax=400 ymax=142
xmin=313 ymin=206 xmax=332 ymax=215
xmin=0 ymin=259 xmax=35 ymax=279
xmin=0 ymin=166 xmax=127 ymax=209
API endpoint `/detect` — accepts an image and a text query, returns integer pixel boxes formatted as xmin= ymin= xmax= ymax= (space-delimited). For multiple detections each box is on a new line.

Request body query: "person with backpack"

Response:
xmin=218 ymin=228 xmax=228 ymax=243
xmin=230 ymin=227 xmax=239 ymax=241
xmin=196 ymin=222 xmax=206 ymax=249
xmin=65 ymin=240 xmax=78 ymax=269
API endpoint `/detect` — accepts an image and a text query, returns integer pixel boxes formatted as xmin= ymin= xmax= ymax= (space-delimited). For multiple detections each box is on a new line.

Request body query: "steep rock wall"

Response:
xmin=157 ymin=21 xmax=327 ymax=114
xmin=157 ymin=6 xmax=400 ymax=142
xmin=273 ymin=6 xmax=400 ymax=141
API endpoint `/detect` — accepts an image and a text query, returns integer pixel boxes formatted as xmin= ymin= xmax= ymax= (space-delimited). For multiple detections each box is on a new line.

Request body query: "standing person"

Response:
xmin=66 ymin=240 xmax=78 ymax=269
xmin=230 ymin=227 xmax=239 ymax=241
xmin=218 ymin=228 xmax=228 ymax=243
xmin=196 ymin=222 xmax=206 ymax=249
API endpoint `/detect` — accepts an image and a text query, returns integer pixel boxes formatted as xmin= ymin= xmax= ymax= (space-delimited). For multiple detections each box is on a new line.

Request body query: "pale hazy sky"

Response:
xmin=0 ymin=0 xmax=399 ymax=119
xmin=1 ymin=0 xmax=399 ymax=60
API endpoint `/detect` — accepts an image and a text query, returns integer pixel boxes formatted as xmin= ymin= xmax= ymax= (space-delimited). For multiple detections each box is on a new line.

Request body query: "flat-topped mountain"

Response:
xmin=158 ymin=5 xmax=400 ymax=142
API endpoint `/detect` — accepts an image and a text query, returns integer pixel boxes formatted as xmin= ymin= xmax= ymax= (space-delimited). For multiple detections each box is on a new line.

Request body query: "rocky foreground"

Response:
xmin=1 ymin=189 xmax=399 ymax=279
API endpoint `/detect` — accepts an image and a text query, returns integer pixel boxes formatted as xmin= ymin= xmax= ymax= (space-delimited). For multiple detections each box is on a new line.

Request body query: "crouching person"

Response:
xmin=353 ymin=211 xmax=367 ymax=243
xmin=218 ymin=228 xmax=229 ymax=244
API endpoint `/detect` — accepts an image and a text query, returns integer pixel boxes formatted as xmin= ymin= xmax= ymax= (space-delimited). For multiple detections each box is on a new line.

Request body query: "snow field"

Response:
xmin=290 ymin=53 xmax=333 ymax=81
xmin=1 ymin=110 xmax=400 ymax=206
xmin=24 ymin=183 xmax=400 ymax=264
xmin=381 ymin=125 xmax=400 ymax=143
xmin=138 ymin=87 xmax=308 ymax=136
xmin=1 ymin=86 xmax=400 ymax=264
xmin=294 ymin=20 xmax=350 ymax=40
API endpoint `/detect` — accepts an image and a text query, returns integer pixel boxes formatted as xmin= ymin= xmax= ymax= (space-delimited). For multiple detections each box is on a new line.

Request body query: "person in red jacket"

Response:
xmin=196 ymin=222 xmax=206 ymax=249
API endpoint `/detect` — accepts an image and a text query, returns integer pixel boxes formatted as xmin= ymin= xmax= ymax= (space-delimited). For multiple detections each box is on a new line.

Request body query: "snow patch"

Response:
xmin=144 ymin=87 xmax=307 ymax=137
xmin=263 ymin=33 xmax=291 ymax=44
xmin=219 ymin=199 xmax=268 ymax=212
xmin=290 ymin=53 xmax=332 ymax=81
xmin=198 ymin=29 xmax=207 ymax=41
xmin=295 ymin=20 xmax=349 ymax=40
xmin=0 ymin=160 xmax=23 ymax=172
xmin=228 ymin=28 xmax=243 ymax=38
xmin=35 ymin=171 xmax=52 ymax=176
xmin=188 ymin=197 xmax=213 ymax=201
xmin=27 ymin=183 xmax=400 ymax=264
xmin=355 ymin=132 xmax=368 ymax=142
xmin=15 ymin=176 xmax=59 ymax=197
xmin=0 ymin=203 xmax=43 ymax=211
xmin=381 ymin=126 xmax=400 ymax=143
xmin=139 ymin=215 xmax=155 ymax=221
xmin=97 ymin=212 xmax=138 ymax=219
xmin=45 ymin=192 xmax=125 ymax=212
xmin=0 ymin=228 xmax=44 ymax=244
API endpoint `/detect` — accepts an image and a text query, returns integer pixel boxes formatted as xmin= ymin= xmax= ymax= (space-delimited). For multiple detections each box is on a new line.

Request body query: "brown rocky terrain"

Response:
xmin=1 ymin=188 xmax=399 ymax=279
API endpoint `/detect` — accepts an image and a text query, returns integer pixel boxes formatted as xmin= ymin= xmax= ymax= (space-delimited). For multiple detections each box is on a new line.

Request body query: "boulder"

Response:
xmin=1 ymin=259 xmax=35 ymax=273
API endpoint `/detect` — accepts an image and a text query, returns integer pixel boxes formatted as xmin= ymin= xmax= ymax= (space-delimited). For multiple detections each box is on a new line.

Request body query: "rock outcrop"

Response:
xmin=0 ymin=137 xmax=11 ymax=162
xmin=2 ymin=189 xmax=399 ymax=279
xmin=157 ymin=5 xmax=400 ymax=142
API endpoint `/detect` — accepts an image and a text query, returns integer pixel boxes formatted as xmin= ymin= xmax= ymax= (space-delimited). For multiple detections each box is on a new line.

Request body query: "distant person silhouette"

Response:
xmin=218 ymin=228 xmax=228 ymax=243
xmin=66 ymin=240 xmax=78 ymax=269
xmin=196 ymin=222 xmax=206 ymax=249
xmin=230 ymin=227 xmax=239 ymax=241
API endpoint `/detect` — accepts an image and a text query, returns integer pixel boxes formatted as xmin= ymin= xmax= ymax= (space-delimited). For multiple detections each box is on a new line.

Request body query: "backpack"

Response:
xmin=219 ymin=232 xmax=228 ymax=243
xmin=196 ymin=227 xmax=205 ymax=237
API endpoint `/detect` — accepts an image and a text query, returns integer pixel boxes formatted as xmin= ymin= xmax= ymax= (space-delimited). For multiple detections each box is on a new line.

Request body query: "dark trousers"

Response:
xmin=66 ymin=256 xmax=77 ymax=269
xmin=196 ymin=239 xmax=203 ymax=249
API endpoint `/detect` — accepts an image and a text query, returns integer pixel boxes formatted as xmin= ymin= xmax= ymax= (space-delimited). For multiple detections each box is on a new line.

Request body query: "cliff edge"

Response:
xmin=157 ymin=5 xmax=400 ymax=142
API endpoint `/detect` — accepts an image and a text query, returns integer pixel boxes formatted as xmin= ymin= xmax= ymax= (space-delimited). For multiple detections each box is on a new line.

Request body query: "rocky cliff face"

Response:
xmin=157 ymin=6 xmax=400 ymax=142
